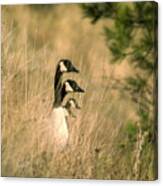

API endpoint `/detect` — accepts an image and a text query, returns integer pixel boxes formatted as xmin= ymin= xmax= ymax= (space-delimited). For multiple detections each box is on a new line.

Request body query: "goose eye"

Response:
xmin=60 ymin=61 xmax=67 ymax=72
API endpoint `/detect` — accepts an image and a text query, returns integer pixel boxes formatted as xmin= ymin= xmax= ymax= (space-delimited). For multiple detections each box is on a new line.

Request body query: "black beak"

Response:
xmin=76 ymin=86 xmax=85 ymax=93
xmin=76 ymin=105 xmax=81 ymax=109
xmin=72 ymin=66 xmax=79 ymax=73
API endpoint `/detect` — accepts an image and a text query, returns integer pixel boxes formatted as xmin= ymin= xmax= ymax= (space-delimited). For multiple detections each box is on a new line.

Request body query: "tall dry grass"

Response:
xmin=1 ymin=4 xmax=153 ymax=180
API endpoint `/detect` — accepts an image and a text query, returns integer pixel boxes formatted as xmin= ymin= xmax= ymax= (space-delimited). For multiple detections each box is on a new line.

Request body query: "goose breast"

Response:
xmin=51 ymin=107 xmax=69 ymax=144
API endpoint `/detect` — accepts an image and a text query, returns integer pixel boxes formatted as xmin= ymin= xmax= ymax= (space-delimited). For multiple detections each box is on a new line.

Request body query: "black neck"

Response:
xmin=64 ymin=102 xmax=70 ymax=110
xmin=54 ymin=66 xmax=62 ymax=90
xmin=53 ymin=84 xmax=68 ymax=107
xmin=60 ymin=86 xmax=68 ymax=102
xmin=53 ymin=66 xmax=63 ymax=107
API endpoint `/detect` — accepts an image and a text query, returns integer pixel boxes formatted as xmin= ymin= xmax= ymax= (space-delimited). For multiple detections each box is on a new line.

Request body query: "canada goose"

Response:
xmin=47 ymin=80 xmax=85 ymax=150
xmin=40 ymin=60 xmax=84 ymax=153
xmin=54 ymin=59 xmax=79 ymax=104
xmin=63 ymin=98 xmax=81 ymax=118
xmin=53 ymin=79 xmax=85 ymax=107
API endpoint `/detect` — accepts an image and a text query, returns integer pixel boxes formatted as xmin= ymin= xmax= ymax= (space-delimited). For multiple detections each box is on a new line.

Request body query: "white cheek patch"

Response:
xmin=70 ymin=100 xmax=76 ymax=108
xmin=60 ymin=61 xmax=67 ymax=72
xmin=65 ymin=82 xmax=73 ymax=92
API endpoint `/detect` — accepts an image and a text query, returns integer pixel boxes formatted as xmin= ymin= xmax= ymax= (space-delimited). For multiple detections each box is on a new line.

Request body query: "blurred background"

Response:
xmin=1 ymin=2 xmax=157 ymax=180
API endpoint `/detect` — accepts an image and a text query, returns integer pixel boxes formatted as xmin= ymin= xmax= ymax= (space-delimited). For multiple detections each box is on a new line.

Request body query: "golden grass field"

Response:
xmin=1 ymin=4 xmax=155 ymax=180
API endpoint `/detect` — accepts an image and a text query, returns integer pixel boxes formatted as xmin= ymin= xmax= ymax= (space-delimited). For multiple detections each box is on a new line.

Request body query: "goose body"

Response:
xmin=40 ymin=107 xmax=69 ymax=152
xmin=49 ymin=107 xmax=69 ymax=149
xmin=42 ymin=98 xmax=81 ymax=152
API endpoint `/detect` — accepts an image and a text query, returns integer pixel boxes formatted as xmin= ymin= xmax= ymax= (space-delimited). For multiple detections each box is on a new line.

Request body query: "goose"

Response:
xmin=39 ymin=60 xmax=83 ymax=153
xmin=45 ymin=80 xmax=85 ymax=151
xmin=53 ymin=79 xmax=84 ymax=107
xmin=63 ymin=98 xmax=81 ymax=118
xmin=54 ymin=59 xmax=79 ymax=106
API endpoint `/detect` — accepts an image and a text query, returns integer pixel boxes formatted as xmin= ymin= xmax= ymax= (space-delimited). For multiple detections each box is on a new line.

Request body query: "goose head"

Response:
xmin=58 ymin=59 xmax=79 ymax=73
xmin=54 ymin=79 xmax=84 ymax=107
xmin=54 ymin=59 xmax=79 ymax=97
xmin=64 ymin=98 xmax=81 ymax=118
xmin=65 ymin=98 xmax=81 ymax=110
xmin=63 ymin=79 xmax=85 ymax=94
